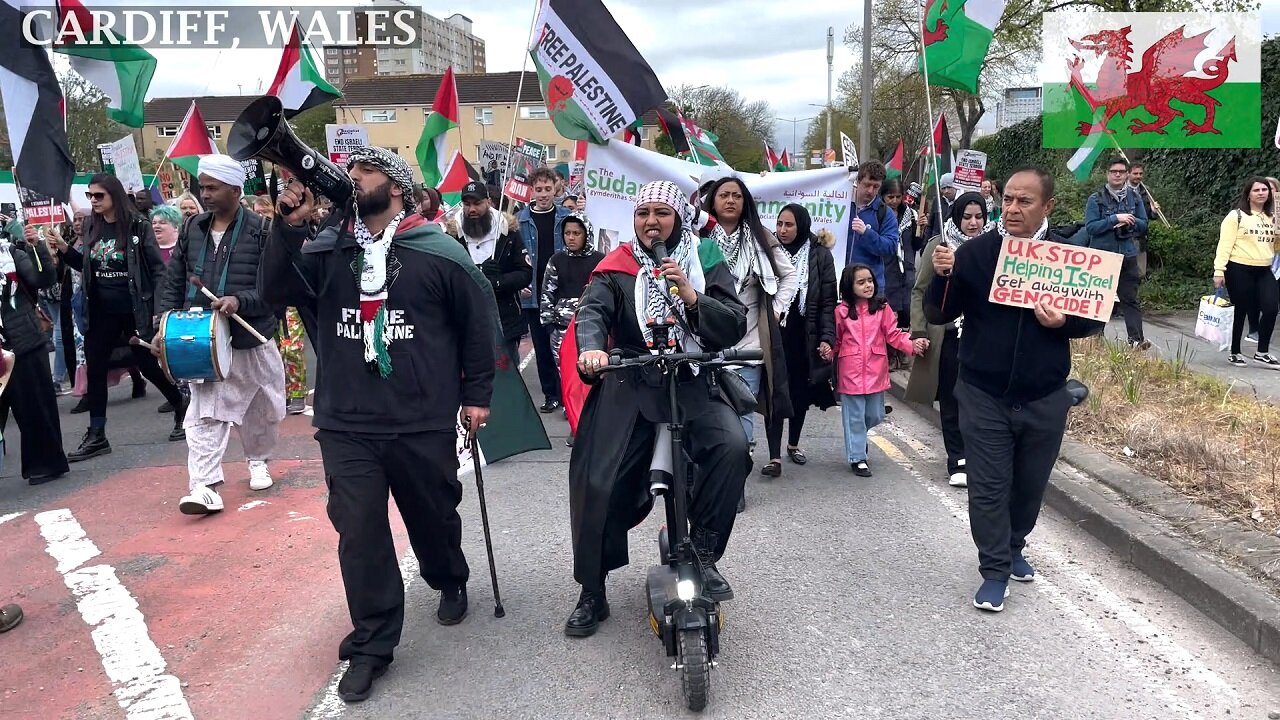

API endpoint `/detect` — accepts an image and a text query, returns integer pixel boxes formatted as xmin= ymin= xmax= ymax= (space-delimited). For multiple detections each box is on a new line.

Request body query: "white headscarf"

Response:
xmin=197 ymin=155 xmax=246 ymax=189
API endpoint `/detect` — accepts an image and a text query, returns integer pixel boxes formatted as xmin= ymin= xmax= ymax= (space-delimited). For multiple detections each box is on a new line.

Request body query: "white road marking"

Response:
xmin=35 ymin=509 xmax=194 ymax=720
xmin=287 ymin=511 xmax=316 ymax=522
xmin=237 ymin=500 xmax=270 ymax=512
xmin=871 ymin=436 xmax=1223 ymax=718
xmin=0 ymin=511 xmax=26 ymax=525
xmin=519 ymin=349 xmax=533 ymax=372
xmin=307 ymin=550 xmax=421 ymax=719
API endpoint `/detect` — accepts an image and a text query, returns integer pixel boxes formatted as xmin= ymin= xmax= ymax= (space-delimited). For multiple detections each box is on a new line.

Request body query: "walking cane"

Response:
xmin=467 ymin=427 xmax=506 ymax=618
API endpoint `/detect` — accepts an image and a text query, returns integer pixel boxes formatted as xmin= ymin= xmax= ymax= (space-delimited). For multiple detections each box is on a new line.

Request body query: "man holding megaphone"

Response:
xmin=260 ymin=146 xmax=497 ymax=703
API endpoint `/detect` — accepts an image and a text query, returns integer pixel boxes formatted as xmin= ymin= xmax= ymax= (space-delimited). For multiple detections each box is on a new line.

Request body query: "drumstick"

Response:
xmin=128 ymin=336 xmax=155 ymax=352
xmin=189 ymin=276 xmax=272 ymax=345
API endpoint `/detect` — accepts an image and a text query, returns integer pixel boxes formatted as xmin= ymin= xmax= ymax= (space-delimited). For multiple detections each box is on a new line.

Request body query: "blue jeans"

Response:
xmin=44 ymin=300 xmax=67 ymax=384
xmin=840 ymin=392 xmax=886 ymax=464
xmin=72 ymin=287 xmax=87 ymax=335
xmin=733 ymin=365 xmax=763 ymax=443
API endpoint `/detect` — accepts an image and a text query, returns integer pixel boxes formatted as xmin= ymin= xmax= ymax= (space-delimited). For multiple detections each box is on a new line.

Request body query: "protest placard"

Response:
xmin=954 ymin=149 xmax=987 ymax=194
xmin=989 ymin=236 xmax=1123 ymax=321
xmin=325 ymin=124 xmax=368 ymax=166
xmin=479 ymin=139 xmax=512 ymax=176
xmin=109 ymin=135 xmax=145 ymax=193
xmin=502 ymin=138 xmax=547 ymax=203
xmin=12 ymin=168 xmax=65 ymax=226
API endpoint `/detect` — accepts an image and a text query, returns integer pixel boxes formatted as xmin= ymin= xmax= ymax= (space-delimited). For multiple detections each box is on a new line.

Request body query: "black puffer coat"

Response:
xmin=158 ymin=209 xmax=278 ymax=348
xmin=0 ymin=223 xmax=57 ymax=355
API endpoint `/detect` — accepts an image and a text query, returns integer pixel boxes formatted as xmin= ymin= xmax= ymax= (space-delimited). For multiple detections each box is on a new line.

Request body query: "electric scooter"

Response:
xmin=596 ymin=320 xmax=762 ymax=712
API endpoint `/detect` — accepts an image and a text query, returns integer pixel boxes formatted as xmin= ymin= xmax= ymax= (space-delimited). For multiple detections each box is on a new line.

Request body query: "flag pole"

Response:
xmin=502 ymin=0 xmax=542 ymax=200
xmin=915 ymin=5 xmax=947 ymax=244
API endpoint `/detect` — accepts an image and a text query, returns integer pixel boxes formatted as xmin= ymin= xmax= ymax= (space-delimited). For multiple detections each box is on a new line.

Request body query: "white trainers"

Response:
xmin=248 ymin=460 xmax=273 ymax=491
xmin=179 ymin=485 xmax=224 ymax=515
xmin=949 ymin=472 xmax=968 ymax=487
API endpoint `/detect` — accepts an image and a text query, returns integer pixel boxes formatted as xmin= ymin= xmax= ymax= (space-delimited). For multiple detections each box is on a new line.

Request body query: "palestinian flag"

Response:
xmin=679 ymin=115 xmax=726 ymax=167
xmin=920 ymin=0 xmax=1007 ymax=94
xmin=622 ymin=118 xmax=644 ymax=145
xmin=777 ymin=150 xmax=791 ymax=171
xmin=656 ymin=107 xmax=690 ymax=154
xmin=529 ymin=0 xmax=667 ymax=144
xmin=1041 ymin=12 xmax=1257 ymax=149
xmin=415 ymin=67 xmax=459 ymax=188
xmin=53 ymin=0 xmax=156 ymax=128
xmin=0 ymin=0 xmax=74 ymax=202
xmin=885 ymin=140 xmax=904 ymax=180
xmin=437 ymin=151 xmax=474 ymax=207
xmin=561 ymin=238 xmax=730 ymax=433
xmin=927 ymin=114 xmax=954 ymax=188
xmin=764 ymin=143 xmax=780 ymax=169
xmin=164 ymin=102 xmax=218 ymax=177
xmin=267 ymin=22 xmax=341 ymax=119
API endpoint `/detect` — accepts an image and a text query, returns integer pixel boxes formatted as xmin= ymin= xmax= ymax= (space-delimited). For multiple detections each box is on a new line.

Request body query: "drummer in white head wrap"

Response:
xmin=157 ymin=153 xmax=286 ymax=517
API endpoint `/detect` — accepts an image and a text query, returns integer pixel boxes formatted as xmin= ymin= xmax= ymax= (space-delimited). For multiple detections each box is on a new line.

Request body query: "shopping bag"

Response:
xmin=1195 ymin=290 xmax=1233 ymax=352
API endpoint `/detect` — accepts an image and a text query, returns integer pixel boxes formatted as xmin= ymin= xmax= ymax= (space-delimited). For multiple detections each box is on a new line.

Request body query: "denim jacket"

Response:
xmin=516 ymin=204 xmax=570 ymax=309
xmin=1084 ymin=186 xmax=1148 ymax=257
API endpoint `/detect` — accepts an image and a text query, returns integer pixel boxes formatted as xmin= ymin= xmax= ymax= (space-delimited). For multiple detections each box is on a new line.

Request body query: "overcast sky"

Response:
xmin=97 ymin=0 xmax=1280 ymax=155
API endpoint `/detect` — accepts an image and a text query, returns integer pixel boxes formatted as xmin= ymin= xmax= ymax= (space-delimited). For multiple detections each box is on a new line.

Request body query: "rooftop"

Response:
xmin=141 ymin=95 xmax=261 ymax=125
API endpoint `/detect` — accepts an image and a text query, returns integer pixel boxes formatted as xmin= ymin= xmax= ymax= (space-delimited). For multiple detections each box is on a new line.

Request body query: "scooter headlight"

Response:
xmin=676 ymin=579 xmax=696 ymax=602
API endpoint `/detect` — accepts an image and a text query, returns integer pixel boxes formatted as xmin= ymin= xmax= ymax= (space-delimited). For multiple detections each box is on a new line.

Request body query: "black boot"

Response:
xmin=692 ymin=527 xmax=734 ymax=601
xmin=564 ymin=586 xmax=610 ymax=637
xmin=69 ymin=396 xmax=90 ymax=414
xmin=68 ymin=428 xmax=111 ymax=463
xmin=131 ymin=372 xmax=146 ymax=399
xmin=168 ymin=393 xmax=188 ymax=441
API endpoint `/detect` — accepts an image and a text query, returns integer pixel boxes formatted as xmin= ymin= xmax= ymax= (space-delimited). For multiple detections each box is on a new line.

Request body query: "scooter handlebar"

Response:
xmin=597 ymin=348 xmax=762 ymax=372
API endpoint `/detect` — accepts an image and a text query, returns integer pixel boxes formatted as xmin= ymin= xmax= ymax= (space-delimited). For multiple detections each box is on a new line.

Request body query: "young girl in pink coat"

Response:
xmin=832 ymin=264 xmax=927 ymax=476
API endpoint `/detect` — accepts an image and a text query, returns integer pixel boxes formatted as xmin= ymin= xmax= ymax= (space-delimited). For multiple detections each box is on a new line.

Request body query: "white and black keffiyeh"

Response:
xmin=632 ymin=181 xmax=705 ymax=354
xmin=352 ymin=209 xmax=406 ymax=377
xmin=713 ymin=224 xmax=759 ymax=294
xmin=996 ymin=217 xmax=1049 ymax=243
xmin=347 ymin=145 xmax=415 ymax=208
xmin=783 ymin=239 xmax=811 ymax=312
xmin=898 ymin=206 xmax=917 ymax=236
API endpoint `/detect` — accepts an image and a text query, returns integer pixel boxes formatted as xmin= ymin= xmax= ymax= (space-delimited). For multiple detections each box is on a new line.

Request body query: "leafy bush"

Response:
xmin=1140 ymin=268 xmax=1206 ymax=314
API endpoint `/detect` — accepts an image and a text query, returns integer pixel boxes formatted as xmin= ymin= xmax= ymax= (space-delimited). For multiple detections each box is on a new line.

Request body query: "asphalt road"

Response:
xmin=3 ymin=363 xmax=1279 ymax=719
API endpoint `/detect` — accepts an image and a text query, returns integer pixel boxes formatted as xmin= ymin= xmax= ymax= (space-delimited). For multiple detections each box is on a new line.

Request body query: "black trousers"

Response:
xmin=0 ymin=349 xmax=69 ymax=479
xmin=59 ymin=297 xmax=76 ymax=382
xmin=1224 ymin=262 xmax=1278 ymax=354
xmin=84 ymin=311 xmax=182 ymax=422
xmin=523 ymin=308 xmax=560 ymax=403
xmin=955 ymin=379 xmax=1072 ymax=581
xmin=1117 ymin=255 xmax=1144 ymax=343
xmin=765 ymin=406 xmax=807 ymax=459
xmin=317 ymin=429 xmax=469 ymax=666
xmin=937 ymin=330 xmax=965 ymax=474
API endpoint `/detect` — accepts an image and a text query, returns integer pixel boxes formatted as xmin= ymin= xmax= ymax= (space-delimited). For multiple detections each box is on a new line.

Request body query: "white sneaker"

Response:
xmin=949 ymin=472 xmax=968 ymax=487
xmin=248 ymin=460 xmax=273 ymax=491
xmin=179 ymin=485 xmax=224 ymax=515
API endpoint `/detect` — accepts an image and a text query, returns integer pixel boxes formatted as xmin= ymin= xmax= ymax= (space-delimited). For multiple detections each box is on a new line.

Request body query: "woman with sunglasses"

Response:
xmin=52 ymin=174 xmax=187 ymax=461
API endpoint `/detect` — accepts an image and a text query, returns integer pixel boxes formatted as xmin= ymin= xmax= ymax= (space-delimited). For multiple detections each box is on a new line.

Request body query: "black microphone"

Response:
xmin=650 ymin=240 xmax=680 ymax=299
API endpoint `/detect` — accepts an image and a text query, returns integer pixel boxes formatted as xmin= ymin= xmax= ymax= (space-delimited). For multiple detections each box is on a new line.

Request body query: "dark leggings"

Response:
xmin=1224 ymin=262 xmax=1278 ymax=354
xmin=765 ymin=407 xmax=807 ymax=459
xmin=85 ymin=311 xmax=183 ymax=425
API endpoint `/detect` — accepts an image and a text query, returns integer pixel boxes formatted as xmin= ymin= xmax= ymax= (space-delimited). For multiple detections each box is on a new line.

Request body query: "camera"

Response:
xmin=1115 ymin=223 xmax=1136 ymax=240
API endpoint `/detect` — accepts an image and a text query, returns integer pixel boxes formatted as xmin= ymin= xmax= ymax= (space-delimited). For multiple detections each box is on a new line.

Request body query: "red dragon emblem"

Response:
xmin=921 ymin=0 xmax=950 ymax=47
xmin=1067 ymin=25 xmax=1237 ymax=137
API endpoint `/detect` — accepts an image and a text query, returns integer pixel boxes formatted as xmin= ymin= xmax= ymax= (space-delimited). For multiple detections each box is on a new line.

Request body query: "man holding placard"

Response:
xmin=925 ymin=166 xmax=1108 ymax=613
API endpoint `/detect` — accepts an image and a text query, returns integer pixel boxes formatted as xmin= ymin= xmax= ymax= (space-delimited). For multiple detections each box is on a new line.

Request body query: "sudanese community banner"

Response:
xmin=989 ymin=236 xmax=1124 ymax=322
xmin=1041 ymin=12 xmax=1260 ymax=149
xmin=583 ymin=140 xmax=856 ymax=264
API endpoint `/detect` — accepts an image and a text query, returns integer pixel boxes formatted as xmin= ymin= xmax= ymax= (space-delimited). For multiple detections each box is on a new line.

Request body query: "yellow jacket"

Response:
xmin=1214 ymin=210 xmax=1278 ymax=276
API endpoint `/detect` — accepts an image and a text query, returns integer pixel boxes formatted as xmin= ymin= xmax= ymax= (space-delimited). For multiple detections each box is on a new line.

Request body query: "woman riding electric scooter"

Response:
xmin=565 ymin=180 xmax=749 ymax=637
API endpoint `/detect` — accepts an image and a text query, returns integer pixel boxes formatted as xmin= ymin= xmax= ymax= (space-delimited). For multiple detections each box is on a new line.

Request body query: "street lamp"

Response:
xmin=775 ymin=116 xmax=816 ymax=167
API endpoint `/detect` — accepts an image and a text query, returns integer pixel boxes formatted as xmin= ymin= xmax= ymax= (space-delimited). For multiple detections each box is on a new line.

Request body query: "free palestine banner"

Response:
xmin=583 ymin=141 xmax=857 ymax=265
xmin=1041 ymin=12 xmax=1260 ymax=149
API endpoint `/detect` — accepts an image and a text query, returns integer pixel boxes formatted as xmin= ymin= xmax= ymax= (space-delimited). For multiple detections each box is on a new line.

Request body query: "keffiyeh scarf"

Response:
xmin=783 ymin=239 xmax=811 ymax=312
xmin=631 ymin=234 xmax=703 ymax=354
xmin=353 ymin=209 xmax=406 ymax=378
xmin=713 ymin=224 xmax=759 ymax=294
xmin=997 ymin=217 xmax=1049 ymax=243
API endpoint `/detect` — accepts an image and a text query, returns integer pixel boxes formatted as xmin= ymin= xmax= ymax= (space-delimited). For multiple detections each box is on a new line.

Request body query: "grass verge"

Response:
xmin=1069 ymin=336 xmax=1280 ymax=534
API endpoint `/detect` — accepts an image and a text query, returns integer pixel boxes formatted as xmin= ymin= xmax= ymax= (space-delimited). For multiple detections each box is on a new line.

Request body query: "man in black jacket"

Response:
xmin=925 ymin=166 xmax=1104 ymax=613
xmin=156 ymin=155 xmax=286 ymax=516
xmin=449 ymin=181 xmax=531 ymax=365
xmin=261 ymin=146 xmax=495 ymax=704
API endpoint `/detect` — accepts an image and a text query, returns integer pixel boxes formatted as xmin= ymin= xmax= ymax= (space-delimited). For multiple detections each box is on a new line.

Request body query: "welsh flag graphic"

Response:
xmin=416 ymin=67 xmax=458 ymax=188
xmin=54 ymin=0 xmax=156 ymax=128
xmin=920 ymin=0 xmax=1007 ymax=94
xmin=164 ymin=102 xmax=218 ymax=177
xmin=529 ymin=0 xmax=667 ymax=143
xmin=885 ymin=140 xmax=904 ymax=180
xmin=1042 ymin=12 xmax=1259 ymax=149
xmin=267 ymin=22 xmax=341 ymax=119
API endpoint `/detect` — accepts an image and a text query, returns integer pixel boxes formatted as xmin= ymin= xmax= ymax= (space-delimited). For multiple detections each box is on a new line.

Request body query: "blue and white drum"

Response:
xmin=158 ymin=308 xmax=233 ymax=383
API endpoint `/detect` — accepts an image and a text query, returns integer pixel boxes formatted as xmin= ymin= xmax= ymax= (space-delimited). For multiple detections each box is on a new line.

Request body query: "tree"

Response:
xmin=61 ymin=71 xmax=132 ymax=171
xmin=667 ymin=85 xmax=777 ymax=172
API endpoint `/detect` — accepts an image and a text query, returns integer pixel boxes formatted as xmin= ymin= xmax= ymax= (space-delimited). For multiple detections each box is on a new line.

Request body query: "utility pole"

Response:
xmin=825 ymin=26 xmax=834 ymax=167
xmin=860 ymin=0 xmax=873 ymax=163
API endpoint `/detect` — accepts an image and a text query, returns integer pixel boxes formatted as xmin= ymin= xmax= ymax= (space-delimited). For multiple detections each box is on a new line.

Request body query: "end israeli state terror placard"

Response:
xmin=989 ymin=237 xmax=1123 ymax=321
